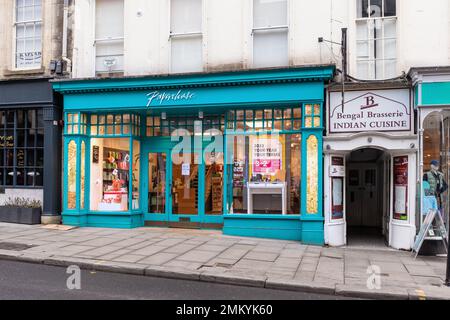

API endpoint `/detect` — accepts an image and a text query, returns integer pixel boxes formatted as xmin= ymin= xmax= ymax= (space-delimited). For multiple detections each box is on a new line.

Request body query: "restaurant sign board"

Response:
xmin=328 ymin=89 xmax=411 ymax=134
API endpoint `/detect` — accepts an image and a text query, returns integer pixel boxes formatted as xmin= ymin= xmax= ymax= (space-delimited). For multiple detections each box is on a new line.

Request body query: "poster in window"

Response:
xmin=393 ymin=156 xmax=408 ymax=220
xmin=330 ymin=157 xmax=345 ymax=177
xmin=332 ymin=177 xmax=344 ymax=220
xmin=250 ymin=135 xmax=284 ymax=178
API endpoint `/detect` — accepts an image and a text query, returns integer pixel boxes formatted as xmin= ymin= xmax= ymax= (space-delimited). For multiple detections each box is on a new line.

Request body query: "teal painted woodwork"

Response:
xmin=419 ymin=82 xmax=450 ymax=106
xmin=55 ymin=66 xmax=334 ymax=244
xmin=223 ymin=215 xmax=303 ymax=241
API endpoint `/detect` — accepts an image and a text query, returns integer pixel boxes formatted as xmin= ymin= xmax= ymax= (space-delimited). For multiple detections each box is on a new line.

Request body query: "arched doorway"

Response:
xmin=346 ymin=148 xmax=389 ymax=248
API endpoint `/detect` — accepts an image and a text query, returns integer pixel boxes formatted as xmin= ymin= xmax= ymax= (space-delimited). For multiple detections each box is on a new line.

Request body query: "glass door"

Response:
xmin=170 ymin=153 xmax=199 ymax=216
xmin=148 ymin=152 xmax=168 ymax=215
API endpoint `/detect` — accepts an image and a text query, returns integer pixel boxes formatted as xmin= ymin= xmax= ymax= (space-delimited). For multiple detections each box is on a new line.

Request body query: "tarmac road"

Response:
xmin=0 ymin=259 xmax=353 ymax=300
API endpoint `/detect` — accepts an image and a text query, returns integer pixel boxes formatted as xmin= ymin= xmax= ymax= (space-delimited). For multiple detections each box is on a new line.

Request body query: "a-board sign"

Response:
xmin=413 ymin=209 xmax=448 ymax=257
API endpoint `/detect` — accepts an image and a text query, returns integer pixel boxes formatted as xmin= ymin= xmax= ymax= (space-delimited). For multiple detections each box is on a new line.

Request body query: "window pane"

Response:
xmin=95 ymin=41 xmax=124 ymax=73
xmin=132 ymin=140 xmax=140 ymax=210
xmin=95 ymin=0 xmax=124 ymax=39
xmin=254 ymin=0 xmax=287 ymax=28
xmin=67 ymin=141 xmax=77 ymax=209
xmin=369 ymin=0 xmax=383 ymax=17
xmin=80 ymin=141 xmax=86 ymax=209
xmin=357 ymin=0 xmax=369 ymax=18
xmin=253 ymin=29 xmax=288 ymax=68
xmin=171 ymin=0 xmax=202 ymax=33
xmin=357 ymin=61 xmax=370 ymax=79
xmin=384 ymin=0 xmax=396 ymax=17
xmin=171 ymin=36 xmax=203 ymax=73
xmin=148 ymin=153 xmax=166 ymax=214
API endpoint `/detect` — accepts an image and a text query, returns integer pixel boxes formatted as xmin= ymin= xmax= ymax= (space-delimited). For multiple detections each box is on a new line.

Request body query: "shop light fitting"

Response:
xmin=161 ymin=112 xmax=167 ymax=120
xmin=199 ymin=111 xmax=204 ymax=119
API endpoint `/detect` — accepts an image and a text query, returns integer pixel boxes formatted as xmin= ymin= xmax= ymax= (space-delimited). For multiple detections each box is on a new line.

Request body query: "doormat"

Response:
xmin=40 ymin=224 xmax=78 ymax=231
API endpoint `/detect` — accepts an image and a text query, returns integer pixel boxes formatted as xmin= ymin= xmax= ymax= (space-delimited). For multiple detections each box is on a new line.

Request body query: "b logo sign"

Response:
xmin=361 ymin=96 xmax=379 ymax=110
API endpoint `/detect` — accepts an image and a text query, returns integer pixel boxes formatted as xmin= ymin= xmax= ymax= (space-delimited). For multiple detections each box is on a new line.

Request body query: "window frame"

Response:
xmin=94 ymin=0 xmax=125 ymax=75
xmin=169 ymin=0 xmax=204 ymax=74
xmin=251 ymin=0 xmax=290 ymax=69
xmin=355 ymin=0 xmax=398 ymax=80
xmin=13 ymin=0 xmax=43 ymax=70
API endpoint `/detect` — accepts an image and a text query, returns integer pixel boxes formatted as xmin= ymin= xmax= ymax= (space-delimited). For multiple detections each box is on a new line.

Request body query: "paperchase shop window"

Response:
xmin=226 ymin=107 xmax=305 ymax=215
xmin=65 ymin=112 xmax=141 ymax=212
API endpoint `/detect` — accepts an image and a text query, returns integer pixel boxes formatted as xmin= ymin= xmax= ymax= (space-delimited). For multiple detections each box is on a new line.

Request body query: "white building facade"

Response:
xmin=63 ymin=0 xmax=450 ymax=248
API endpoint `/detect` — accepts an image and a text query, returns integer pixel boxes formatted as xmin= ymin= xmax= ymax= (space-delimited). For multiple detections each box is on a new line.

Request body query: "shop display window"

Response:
xmin=228 ymin=133 xmax=301 ymax=215
xmin=422 ymin=112 xmax=450 ymax=229
xmin=67 ymin=140 xmax=77 ymax=209
xmin=90 ymin=138 xmax=131 ymax=212
xmin=0 ymin=109 xmax=44 ymax=187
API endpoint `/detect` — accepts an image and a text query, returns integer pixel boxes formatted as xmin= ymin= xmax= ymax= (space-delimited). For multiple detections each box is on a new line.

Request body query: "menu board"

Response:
xmin=393 ymin=156 xmax=408 ymax=220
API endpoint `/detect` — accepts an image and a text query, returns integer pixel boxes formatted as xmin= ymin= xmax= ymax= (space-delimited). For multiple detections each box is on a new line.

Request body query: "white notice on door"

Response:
xmin=182 ymin=163 xmax=190 ymax=176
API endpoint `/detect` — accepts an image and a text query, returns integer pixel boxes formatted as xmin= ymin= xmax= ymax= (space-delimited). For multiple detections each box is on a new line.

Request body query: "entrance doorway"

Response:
xmin=346 ymin=148 xmax=389 ymax=248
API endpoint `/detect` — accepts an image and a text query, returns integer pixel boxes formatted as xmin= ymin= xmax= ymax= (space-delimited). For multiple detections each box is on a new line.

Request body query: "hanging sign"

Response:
xmin=251 ymin=137 xmax=283 ymax=175
xmin=328 ymin=89 xmax=411 ymax=134
xmin=393 ymin=156 xmax=408 ymax=221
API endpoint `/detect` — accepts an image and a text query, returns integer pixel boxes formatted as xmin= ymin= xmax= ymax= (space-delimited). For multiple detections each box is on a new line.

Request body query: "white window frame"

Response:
xmin=250 ymin=0 xmax=290 ymax=69
xmin=13 ymin=0 xmax=43 ymax=70
xmin=355 ymin=0 xmax=397 ymax=80
xmin=168 ymin=0 xmax=205 ymax=74
xmin=93 ymin=0 xmax=125 ymax=75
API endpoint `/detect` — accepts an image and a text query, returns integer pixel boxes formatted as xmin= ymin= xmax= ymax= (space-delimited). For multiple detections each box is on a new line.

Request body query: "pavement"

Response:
xmin=0 ymin=222 xmax=449 ymax=300
xmin=0 ymin=259 xmax=349 ymax=300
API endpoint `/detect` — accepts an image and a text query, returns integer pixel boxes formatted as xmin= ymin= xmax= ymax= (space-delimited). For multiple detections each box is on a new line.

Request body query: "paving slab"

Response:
xmin=138 ymin=253 xmax=178 ymax=266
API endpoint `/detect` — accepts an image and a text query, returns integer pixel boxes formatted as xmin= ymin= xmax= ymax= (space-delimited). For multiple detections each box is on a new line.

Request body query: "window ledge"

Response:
xmin=3 ymin=67 xmax=46 ymax=77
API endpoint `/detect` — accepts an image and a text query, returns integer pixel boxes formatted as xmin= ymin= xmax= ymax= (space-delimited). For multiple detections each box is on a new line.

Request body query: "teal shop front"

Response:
xmin=52 ymin=66 xmax=335 ymax=245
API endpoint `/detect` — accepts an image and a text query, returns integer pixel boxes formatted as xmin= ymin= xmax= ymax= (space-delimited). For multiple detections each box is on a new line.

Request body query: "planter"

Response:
xmin=0 ymin=206 xmax=41 ymax=225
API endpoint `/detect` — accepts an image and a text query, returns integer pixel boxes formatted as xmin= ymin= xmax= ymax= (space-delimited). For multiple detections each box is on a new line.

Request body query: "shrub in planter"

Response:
xmin=0 ymin=197 xmax=42 ymax=225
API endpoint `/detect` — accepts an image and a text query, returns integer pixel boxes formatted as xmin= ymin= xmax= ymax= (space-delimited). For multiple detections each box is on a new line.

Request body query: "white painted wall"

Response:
xmin=72 ymin=0 xmax=450 ymax=79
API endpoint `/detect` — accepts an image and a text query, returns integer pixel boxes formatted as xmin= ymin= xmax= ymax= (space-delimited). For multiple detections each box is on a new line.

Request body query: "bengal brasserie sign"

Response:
xmin=328 ymin=89 xmax=411 ymax=134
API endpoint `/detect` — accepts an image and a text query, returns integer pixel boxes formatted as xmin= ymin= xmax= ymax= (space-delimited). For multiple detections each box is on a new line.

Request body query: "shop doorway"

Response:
xmin=346 ymin=148 xmax=389 ymax=248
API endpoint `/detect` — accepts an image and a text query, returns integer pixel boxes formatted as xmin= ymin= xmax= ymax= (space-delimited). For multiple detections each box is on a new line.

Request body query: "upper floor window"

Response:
xmin=95 ymin=0 xmax=124 ymax=75
xmin=15 ymin=0 xmax=42 ymax=69
xmin=356 ymin=0 xmax=397 ymax=80
xmin=252 ymin=0 xmax=288 ymax=68
xmin=170 ymin=0 xmax=203 ymax=74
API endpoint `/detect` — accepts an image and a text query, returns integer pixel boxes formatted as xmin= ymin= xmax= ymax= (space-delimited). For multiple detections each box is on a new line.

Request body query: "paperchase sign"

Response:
xmin=328 ymin=89 xmax=411 ymax=134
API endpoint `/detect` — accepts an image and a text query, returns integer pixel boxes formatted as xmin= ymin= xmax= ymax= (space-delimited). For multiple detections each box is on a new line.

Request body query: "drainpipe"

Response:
xmin=62 ymin=0 xmax=72 ymax=75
